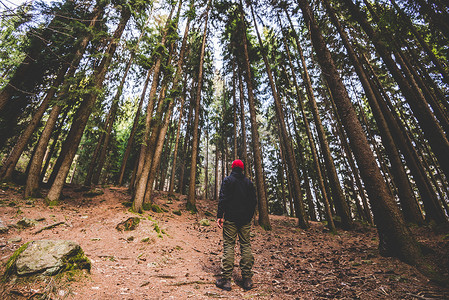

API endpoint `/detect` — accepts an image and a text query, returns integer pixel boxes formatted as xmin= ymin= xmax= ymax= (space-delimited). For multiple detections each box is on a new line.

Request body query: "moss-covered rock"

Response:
xmin=3 ymin=240 xmax=90 ymax=281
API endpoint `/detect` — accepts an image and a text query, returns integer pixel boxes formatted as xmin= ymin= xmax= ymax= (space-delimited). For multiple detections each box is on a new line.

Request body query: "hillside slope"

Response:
xmin=0 ymin=185 xmax=448 ymax=299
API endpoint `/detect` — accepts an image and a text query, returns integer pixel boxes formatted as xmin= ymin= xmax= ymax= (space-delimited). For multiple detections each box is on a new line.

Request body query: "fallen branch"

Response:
xmin=34 ymin=222 xmax=65 ymax=234
xmin=406 ymin=293 xmax=432 ymax=300
xmin=169 ymin=280 xmax=211 ymax=286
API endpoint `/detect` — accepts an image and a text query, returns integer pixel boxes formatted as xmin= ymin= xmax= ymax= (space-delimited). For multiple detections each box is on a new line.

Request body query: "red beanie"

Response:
xmin=231 ymin=159 xmax=244 ymax=170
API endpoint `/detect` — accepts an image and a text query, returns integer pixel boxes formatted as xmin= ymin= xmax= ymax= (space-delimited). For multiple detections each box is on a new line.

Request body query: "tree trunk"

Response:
xmin=289 ymin=109 xmax=318 ymax=222
xmin=362 ymin=54 xmax=447 ymax=225
xmin=238 ymin=0 xmax=270 ymax=230
xmin=205 ymin=121 xmax=209 ymax=199
xmin=237 ymin=66 xmax=250 ymax=176
xmin=323 ymin=0 xmax=423 ymax=225
xmin=390 ymin=0 xmax=449 ymax=84
xmin=214 ymin=141 xmax=220 ymax=201
xmin=324 ymin=85 xmax=374 ymax=225
xmin=40 ymin=110 xmax=68 ymax=183
xmin=250 ymin=4 xmax=308 ymax=229
xmin=133 ymin=4 xmax=177 ymax=194
xmin=46 ymin=7 xmax=131 ymax=203
xmin=232 ymin=65 xmax=238 ymax=161
xmin=186 ymin=0 xmax=211 ymax=212
xmin=296 ymin=36 xmax=352 ymax=229
xmin=25 ymin=1 xmax=106 ymax=196
xmin=284 ymin=11 xmax=335 ymax=230
xmin=117 ymin=67 xmax=152 ymax=186
xmin=341 ymin=0 xmax=449 ymax=181
xmin=168 ymin=84 xmax=187 ymax=195
xmin=92 ymin=50 xmax=136 ymax=185
xmin=299 ymin=0 xmax=421 ymax=265
xmin=0 ymin=64 xmax=68 ymax=181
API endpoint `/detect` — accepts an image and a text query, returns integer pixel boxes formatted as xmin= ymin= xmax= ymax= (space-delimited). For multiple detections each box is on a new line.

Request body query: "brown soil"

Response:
xmin=0 ymin=184 xmax=448 ymax=299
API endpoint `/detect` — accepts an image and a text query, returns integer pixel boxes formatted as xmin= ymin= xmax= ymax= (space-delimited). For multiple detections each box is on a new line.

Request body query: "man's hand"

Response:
xmin=217 ymin=218 xmax=224 ymax=229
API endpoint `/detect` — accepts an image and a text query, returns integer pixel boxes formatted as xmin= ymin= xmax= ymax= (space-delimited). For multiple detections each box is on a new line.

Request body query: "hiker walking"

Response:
xmin=215 ymin=159 xmax=257 ymax=291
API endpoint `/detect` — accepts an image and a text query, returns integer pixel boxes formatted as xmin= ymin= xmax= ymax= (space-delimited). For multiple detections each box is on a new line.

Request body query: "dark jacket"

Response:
xmin=217 ymin=168 xmax=257 ymax=225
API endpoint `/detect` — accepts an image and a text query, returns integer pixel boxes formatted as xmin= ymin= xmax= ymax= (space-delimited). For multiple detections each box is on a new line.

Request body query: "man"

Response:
xmin=215 ymin=159 xmax=257 ymax=291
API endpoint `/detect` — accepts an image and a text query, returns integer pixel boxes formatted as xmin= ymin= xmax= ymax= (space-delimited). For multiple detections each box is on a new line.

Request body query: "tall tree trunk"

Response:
xmin=117 ymin=67 xmax=152 ymax=186
xmin=140 ymin=0 xmax=187 ymax=203
xmin=277 ymin=146 xmax=288 ymax=215
xmin=250 ymin=3 xmax=308 ymax=228
xmin=40 ymin=110 xmax=68 ymax=183
xmin=362 ymin=54 xmax=447 ymax=225
xmin=46 ymin=7 xmax=131 ymax=203
xmin=284 ymin=11 xmax=336 ymax=230
xmin=232 ymin=64 xmax=238 ymax=161
xmin=323 ymin=0 xmax=423 ymax=225
xmin=298 ymin=0 xmax=422 ymax=265
xmin=296 ymin=36 xmax=352 ymax=230
xmin=341 ymin=0 xmax=449 ymax=181
xmin=390 ymin=0 xmax=449 ymax=84
xmin=325 ymin=85 xmax=374 ymax=225
xmin=289 ymin=109 xmax=318 ymax=222
xmin=91 ymin=50 xmax=136 ymax=185
xmin=238 ymin=0 xmax=270 ymax=230
xmin=178 ymin=85 xmax=195 ymax=195
xmin=168 ymin=83 xmax=187 ymax=195
xmin=204 ymin=120 xmax=209 ymax=199
xmin=0 ymin=64 xmax=68 ymax=181
xmin=214 ymin=141 xmax=220 ymax=201
xmin=24 ymin=1 xmax=106 ymax=196
xmin=187 ymin=0 xmax=211 ymax=211
xmin=133 ymin=3 xmax=177 ymax=193
xmin=237 ymin=66 xmax=250 ymax=176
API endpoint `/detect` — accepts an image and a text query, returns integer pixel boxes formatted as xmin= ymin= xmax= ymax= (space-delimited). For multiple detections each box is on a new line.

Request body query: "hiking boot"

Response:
xmin=243 ymin=278 xmax=253 ymax=290
xmin=215 ymin=278 xmax=231 ymax=291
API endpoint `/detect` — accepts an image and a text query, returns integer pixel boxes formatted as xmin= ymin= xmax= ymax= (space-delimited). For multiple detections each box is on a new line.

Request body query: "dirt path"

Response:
xmin=1 ymin=185 xmax=448 ymax=299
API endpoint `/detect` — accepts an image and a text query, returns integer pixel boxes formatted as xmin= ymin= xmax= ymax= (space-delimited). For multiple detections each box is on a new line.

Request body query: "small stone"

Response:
xmin=127 ymin=236 xmax=134 ymax=241
xmin=8 ymin=236 xmax=22 ymax=243
xmin=199 ymin=219 xmax=210 ymax=226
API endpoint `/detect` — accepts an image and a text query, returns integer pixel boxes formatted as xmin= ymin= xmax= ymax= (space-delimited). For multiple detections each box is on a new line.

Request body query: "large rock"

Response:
xmin=4 ymin=240 xmax=91 ymax=279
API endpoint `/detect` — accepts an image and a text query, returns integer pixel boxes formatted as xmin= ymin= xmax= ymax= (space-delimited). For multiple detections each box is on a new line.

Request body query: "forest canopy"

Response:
xmin=0 ymin=0 xmax=448 ymax=276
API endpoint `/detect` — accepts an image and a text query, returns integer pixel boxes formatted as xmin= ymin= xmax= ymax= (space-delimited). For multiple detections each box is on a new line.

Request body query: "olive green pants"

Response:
xmin=221 ymin=220 xmax=254 ymax=280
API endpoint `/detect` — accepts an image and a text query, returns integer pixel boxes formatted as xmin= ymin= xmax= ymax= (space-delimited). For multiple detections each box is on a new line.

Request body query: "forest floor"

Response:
xmin=0 ymin=184 xmax=448 ymax=299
